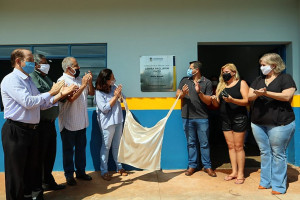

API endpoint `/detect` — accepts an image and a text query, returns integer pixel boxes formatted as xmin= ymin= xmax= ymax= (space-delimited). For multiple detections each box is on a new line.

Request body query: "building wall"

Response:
xmin=0 ymin=0 xmax=299 ymax=97
xmin=0 ymin=0 xmax=300 ymax=170
xmin=0 ymin=98 xmax=299 ymax=172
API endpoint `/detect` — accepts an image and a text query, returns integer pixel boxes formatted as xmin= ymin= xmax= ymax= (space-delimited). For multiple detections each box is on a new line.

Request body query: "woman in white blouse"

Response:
xmin=94 ymin=69 xmax=128 ymax=181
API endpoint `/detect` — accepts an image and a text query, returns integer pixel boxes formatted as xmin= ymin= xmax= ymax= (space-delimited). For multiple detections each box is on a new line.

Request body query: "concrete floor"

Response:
xmin=1 ymin=165 xmax=300 ymax=200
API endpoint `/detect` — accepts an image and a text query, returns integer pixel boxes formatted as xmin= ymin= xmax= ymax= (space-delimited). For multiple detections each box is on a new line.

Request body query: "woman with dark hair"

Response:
xmin=248 ymin=53 xmax=296 ymax=194
xmin=95 ymin=69 xmax=128 ymax=181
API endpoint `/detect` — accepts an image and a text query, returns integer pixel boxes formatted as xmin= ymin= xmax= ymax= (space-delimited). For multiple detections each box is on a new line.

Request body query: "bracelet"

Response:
xmin=198 ymin=91 xmax=203 ymax=94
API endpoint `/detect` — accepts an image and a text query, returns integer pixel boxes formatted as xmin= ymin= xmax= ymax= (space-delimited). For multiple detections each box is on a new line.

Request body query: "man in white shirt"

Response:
xmin=58 ymin=57 xmax=95 ymax=186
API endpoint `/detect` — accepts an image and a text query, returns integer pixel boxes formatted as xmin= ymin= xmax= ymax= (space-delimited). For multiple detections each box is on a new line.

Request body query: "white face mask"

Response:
xmin=110 ymin=79 xmax=116 ymax=86
xmin=260 ymin=65 xmax=273 ymax=75
xmin=39 ymin=64 xmax=50 ymax=74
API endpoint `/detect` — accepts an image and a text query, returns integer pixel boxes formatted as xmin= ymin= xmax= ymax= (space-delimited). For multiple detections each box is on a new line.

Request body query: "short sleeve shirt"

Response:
xmin=178 ymin=76 xmax=213 ymax=119
xmin=250 ymin=73 xmax=297 ymax=126
xmin=57 ymin=73 xmax=89 ymax=132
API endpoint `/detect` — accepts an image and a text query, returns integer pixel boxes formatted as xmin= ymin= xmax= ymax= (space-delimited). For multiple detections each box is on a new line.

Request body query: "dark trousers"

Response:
xmin=60 ymin=128 xmax=87 ymax=178
xmin=36 ymin=120 xmax=57 ymax=188
xmin=1 ymin=120 xmax=39 ymax=200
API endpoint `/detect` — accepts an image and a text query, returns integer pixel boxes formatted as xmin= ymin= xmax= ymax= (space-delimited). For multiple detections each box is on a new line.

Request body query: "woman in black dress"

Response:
xmin=211 ymin=63 xmax=249 ymax=184
xmin=248 ymin=53 xmax=296 ymax=194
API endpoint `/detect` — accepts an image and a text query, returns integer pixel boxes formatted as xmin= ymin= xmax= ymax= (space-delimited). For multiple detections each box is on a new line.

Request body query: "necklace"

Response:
xmin=265 ymin=74 xmax=277 ymax=85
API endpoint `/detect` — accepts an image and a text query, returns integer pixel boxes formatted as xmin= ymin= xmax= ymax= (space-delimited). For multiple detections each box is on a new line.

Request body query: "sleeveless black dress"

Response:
xmin=219 ymin=80 xmax=248 ymax=132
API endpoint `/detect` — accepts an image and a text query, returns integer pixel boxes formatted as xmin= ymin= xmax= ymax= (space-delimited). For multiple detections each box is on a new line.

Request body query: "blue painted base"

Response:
xmin=0 ymin=107 xmax=299 ymax=172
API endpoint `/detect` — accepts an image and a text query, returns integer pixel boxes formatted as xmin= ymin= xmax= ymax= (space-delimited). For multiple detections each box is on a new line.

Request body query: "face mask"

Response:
xmin=70 ymin=67 xmax=80 ymax=78
xmin=22 ymin=61 xmax=35 ymax=74
xmin=222 ymin=73 xmax=232 ymax=82
xmin=187 ymin=69 xmax=197 ymax=78
xmin=212 ymin=81 xmax=218 ymax=87
xmin=110 ymin=79 xmax=116 ymax=86
xmin=260 ymin=65 xmax=272 ymax=75
xmin=39 ymin=64 xmax=50 ymax=74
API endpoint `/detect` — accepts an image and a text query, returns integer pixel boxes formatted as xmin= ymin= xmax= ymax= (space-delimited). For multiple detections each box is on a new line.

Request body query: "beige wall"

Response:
xmin=0 ymin=0 xmax=299 ymax=96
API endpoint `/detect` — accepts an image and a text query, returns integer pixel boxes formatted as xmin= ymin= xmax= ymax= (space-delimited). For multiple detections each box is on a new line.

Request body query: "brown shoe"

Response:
xmin=204 ymin=168 xmax=217 ymax=177
xmin=118 ymin=169 xmax=128 ymax=176
xmin=258 ymin=185 xmax=268 ymax=189
xmin=271 ymin=190 xmax=282 ymax=195
xmin=185 ymin=168 xmax=196 ymax=176
xmin=101 ymin=173 xmax=111 ymax=181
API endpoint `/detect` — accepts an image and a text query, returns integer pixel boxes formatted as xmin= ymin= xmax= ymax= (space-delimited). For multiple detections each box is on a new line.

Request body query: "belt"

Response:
xmin=40 ymin=119 xmax=55 ymax=123
xmin=8 ymin=119 xmax=39 ymax=130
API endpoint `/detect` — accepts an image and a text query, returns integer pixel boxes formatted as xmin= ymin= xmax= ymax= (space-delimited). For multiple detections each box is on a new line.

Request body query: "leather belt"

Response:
xmin=8 ymin=119 xmax=39 ymax=130
xmin=40 ymin=119 xmax=55 ymax=123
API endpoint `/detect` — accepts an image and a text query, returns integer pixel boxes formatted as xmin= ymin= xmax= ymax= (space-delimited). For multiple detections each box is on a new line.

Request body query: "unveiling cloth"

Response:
xmin=118 ymin=96 xmax=180 ymax=170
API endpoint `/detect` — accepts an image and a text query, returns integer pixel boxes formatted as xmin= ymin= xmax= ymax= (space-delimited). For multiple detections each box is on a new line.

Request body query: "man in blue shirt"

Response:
xmin=1 ymin=49 xmax=76 ymax=200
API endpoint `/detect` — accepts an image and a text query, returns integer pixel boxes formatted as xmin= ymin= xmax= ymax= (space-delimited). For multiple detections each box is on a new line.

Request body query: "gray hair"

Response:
xmin=259 ymin=53 xmax=286 ymax=74
xmin=34 ymin=54 xmax=46 ymax=64
xmin=62 ymin=57 xmax=75 ymax=72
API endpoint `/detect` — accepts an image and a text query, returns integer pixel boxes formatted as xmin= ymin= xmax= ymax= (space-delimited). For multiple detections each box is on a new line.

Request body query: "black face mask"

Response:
xmin=74 ymin=69 xmax=80 ymax=78
xmin=222 ymin=73 xmax=232 ymax=82
xmin=70 ymin=67 xmax=80 ymax=78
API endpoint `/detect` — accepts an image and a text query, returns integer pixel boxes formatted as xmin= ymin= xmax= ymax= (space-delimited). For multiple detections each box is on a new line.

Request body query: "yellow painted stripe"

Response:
xmin=122 ymin=95 xmax=300 ymax=110
xmin=292 ymin=95 xmax=300 ymax=107
xmin=122 ymin=97 xmax=181 ymax=110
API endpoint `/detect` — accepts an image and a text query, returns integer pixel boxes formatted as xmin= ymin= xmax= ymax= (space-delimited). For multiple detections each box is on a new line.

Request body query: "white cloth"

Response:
xmin=118 ymin=95 xmax=180 ymax=170
xmin=58 ymin=73 xmax=89 ymax=132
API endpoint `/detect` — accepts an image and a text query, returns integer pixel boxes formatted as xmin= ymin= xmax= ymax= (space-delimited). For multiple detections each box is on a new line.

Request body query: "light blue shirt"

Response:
xmin=95 ymin=86 xmax=124 ymax=129
xmin=1 ymin=68 xmax=54 ymax=124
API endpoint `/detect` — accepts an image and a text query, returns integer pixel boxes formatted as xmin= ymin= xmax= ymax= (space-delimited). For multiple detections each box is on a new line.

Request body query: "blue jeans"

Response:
xmin=100 ymin=123 xmax=123 ymax=175
xmin=60 ymin=128 xmax=87 ymax=178
xmin=182 ymin=118 xmax=211 ymax=169
xmin=251 ymin=121 xmax=295 ymax=193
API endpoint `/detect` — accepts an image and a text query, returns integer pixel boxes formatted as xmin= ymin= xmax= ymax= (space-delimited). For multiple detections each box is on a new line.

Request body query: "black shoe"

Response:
xmin=24 ymin=196 xmax=32 ymax=200
xmin=76 ymin=173 xmax=92 ymax=181
xmin=43 ymin=183 xmax=66 ymax=191
xmin=66 ymin=177 xmax=77 ymax=186
xmin=36 ymin=192 xmax=44 ymax=200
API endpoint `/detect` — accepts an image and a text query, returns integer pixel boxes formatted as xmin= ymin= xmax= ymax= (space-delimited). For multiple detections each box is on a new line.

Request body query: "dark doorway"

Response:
xmin=198 ymin=44 xmax=286 ymax=84
xmin=47 ymin=59 xmax=64 ymax=82
xmin=198 ymin=44 xmax=286 ymax=168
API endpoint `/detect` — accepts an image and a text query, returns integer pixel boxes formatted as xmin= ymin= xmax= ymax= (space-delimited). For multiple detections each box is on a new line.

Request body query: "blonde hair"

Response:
xmin=216 ymin=63 xmax=240 ymax=97
xmin=259 ymin=53 xmax=285 ymax=74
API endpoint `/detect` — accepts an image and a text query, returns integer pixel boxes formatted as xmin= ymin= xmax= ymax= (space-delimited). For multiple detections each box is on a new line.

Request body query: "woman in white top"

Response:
xmin=94 ymin=69 xmax=128 ymax=181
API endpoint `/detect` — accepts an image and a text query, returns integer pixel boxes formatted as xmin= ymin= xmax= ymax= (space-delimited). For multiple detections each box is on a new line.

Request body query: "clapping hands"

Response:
xmin=114 ymin=84 xmax=122 ymax=98
xmin=82 ymin=71 xmax=93 ymax=86
xmin=194 ymin=80 xmax=201 ymax=94
xmin=181 ymin=84 xmax=189 ymax=96
xmin=49 ymin=80 xmax=65 ymax=96
xmin=254 ymin=87 xmax=267 ymax=96
xmin=60 ymin=84 xmax=78 ymax=97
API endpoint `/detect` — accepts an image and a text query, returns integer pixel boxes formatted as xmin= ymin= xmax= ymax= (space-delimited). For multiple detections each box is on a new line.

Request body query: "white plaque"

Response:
xmin=140 ymin=55 xmax=176 ymax=92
